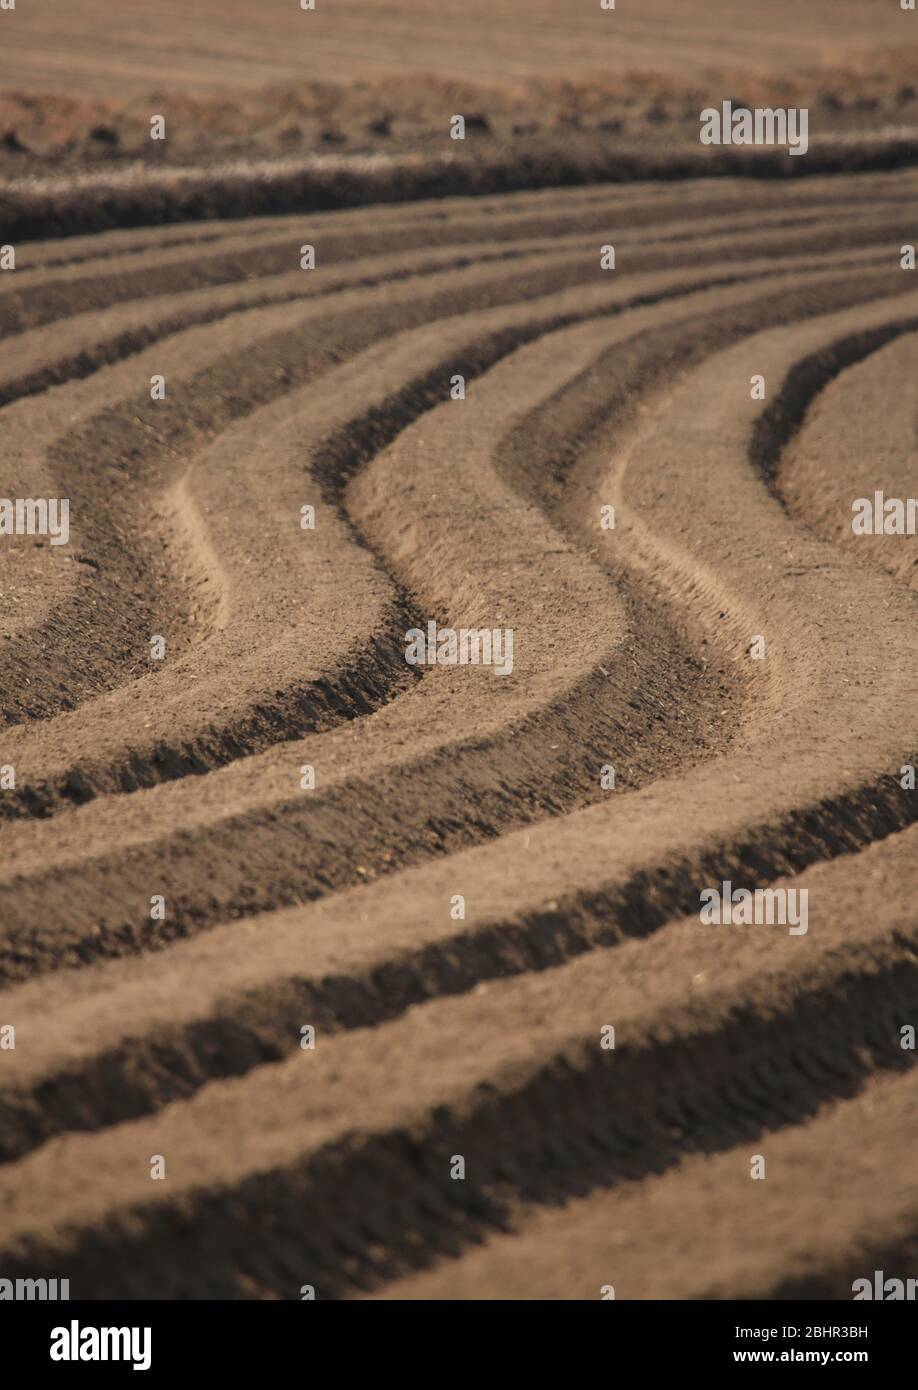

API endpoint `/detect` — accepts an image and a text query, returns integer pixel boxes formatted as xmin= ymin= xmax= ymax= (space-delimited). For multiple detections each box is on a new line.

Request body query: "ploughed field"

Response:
xmin=0 ymin=167 xmax=916 ymax=1299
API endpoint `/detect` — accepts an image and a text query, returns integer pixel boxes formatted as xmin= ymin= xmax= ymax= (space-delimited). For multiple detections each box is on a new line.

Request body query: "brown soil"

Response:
xmin=0 ymin=1 xmax=916 ymax=1304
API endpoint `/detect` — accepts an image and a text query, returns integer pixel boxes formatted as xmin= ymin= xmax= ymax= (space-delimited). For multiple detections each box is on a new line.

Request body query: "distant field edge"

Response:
xmin=4 ymin=133 xmax=918 ymax=243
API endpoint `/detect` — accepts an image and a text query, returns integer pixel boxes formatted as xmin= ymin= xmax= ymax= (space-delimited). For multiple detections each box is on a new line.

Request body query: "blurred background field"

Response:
xmin=0 ymin=0 xmax=915 ymax=173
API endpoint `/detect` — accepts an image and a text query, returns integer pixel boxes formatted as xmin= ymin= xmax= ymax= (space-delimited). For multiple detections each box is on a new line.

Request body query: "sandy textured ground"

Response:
xmin=0 ymin=2 xmax=916 ymax=1302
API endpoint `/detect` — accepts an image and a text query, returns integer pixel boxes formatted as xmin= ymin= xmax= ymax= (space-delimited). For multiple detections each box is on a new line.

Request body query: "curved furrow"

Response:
xmin=772 ymin=330 xmax=918 ymax=592
xmin=7 ymin=225 xmax=238 ymax=276
xmin=372 ymin=1067 xmax=918 ymax=1301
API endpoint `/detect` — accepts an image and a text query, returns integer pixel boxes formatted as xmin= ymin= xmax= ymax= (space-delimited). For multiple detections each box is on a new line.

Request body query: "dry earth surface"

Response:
xmin=0 ymin=0 xmax=916 ymax=1302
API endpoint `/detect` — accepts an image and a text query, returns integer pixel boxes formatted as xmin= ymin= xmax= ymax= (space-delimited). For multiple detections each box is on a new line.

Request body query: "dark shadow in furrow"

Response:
xmin=772 ymin=1226 xmax=918 ymax=1301
xmin=9 ymin=229 xmax=230 ymax=278
xmin=10 ymin=599 xmax=423 ymax=819
xmin=3 ymin=953 xmax=917 ymax=1297
xmin=750 ymin=317 xmax=918 ymax=494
